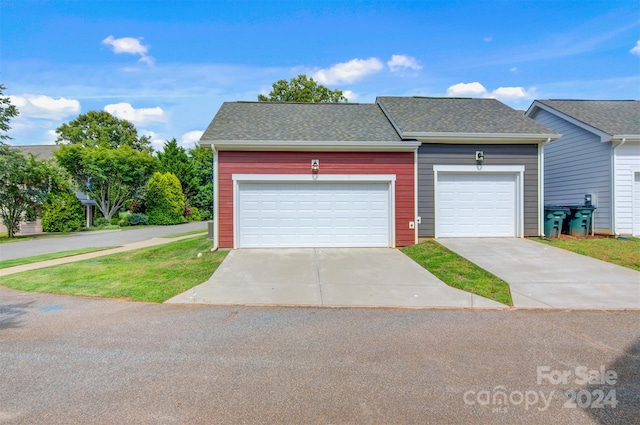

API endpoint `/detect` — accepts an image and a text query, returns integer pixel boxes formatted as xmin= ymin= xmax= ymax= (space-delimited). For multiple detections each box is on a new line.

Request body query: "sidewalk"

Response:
xmin=0 ymin=233 xmax=206 ymax=277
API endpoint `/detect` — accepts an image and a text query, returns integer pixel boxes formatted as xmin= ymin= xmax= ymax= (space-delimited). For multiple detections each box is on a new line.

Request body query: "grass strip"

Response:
xmin=401 ymin=240 xmax=513 ymax=306
xmin=533 ymin=237 xmax=640 ymax=272
xmin=0 ymin=247 xmax=116 ymax=269
xmin=162 ymin=229 xmax=208 ymax=238
xmin=0 ymin=235 xmax=227 ymax=303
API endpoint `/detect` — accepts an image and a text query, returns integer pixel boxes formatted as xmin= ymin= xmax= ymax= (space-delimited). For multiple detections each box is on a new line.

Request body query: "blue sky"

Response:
xmin=2 ymin=0 xmax=639 ymax=151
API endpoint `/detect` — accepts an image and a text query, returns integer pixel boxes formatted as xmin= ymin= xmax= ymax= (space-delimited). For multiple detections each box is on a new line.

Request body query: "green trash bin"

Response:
xmin=563 ymin=206 xmax=596 ymax=237
xmin=544 ymin=206 xmax=569 ymax=238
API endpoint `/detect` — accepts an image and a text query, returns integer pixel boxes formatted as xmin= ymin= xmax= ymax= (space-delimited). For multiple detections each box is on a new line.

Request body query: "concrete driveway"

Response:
xmin=437 ymin=238 xmax=640 ymax=309
xmin=167 ymin=248 xmax=506 ymax=308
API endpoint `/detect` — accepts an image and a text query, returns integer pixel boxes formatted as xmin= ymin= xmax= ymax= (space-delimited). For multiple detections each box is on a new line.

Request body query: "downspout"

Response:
xmin=539 ymin=138 xmax=551 ymax=236
xmin=414 ymin=148 xmax=419 ymax=244
xmin=212 ymin=145 xmax=219 ymax=251
xmin=610 ymin=138 xmax=626 ymax=236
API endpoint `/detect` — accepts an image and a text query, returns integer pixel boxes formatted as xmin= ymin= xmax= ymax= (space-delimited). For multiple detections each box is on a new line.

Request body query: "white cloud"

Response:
xmin=490 ymin=86 xmax=535 ymax=101
xmin=510 ymin=67 xmax=518 ymax=72
xmin=446 ymin=82 xmax=488 ymax=97
xmin=483 ymin=36 xmax=493 ymax=43
xmin=313 ymin=58 xmax=383 ymax=84
xmin=141 ymin=130 xmax=166 ymax=152
xmin=387 ymin=55 xmax=422 ymax=72
xmin=446 ymin=82 xmax=534 ymax=101
xmin=180 ymin=130 xmax=203 ymax=148
xmin=342 ymin=90 xmax=357 ymax=101
xmin=102 ymin=35 xmax=155 ymax=65
xmin=631 ymin=40 xmax=640 ymax=56
xmin=103 ymin=102 xmax=165 ymax=125
xmin=9 ymin=94 xmax=80 ymax=120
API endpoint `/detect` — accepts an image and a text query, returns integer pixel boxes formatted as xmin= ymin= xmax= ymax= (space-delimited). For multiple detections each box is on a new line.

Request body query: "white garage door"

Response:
xmin=436 ymin=173 xmax=517 ymax=237
xmin=237 ymin=182 xmax=391 ymax=248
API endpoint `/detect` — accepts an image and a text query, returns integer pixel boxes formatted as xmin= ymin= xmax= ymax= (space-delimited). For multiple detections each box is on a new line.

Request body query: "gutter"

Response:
xmin=400 ymin=132 xmax=559 ymax=144
xmin=203 ymin=140 xmax=421 ymax=152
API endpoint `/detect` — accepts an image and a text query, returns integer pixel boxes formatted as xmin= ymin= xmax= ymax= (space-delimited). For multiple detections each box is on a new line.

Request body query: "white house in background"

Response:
xmin=526 ymin=100 xmax=640 ymax=236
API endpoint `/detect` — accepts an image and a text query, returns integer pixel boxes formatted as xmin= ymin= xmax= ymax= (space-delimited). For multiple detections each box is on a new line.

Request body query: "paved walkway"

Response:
xmin=0 ymin=233 xmax=206 ymax=277
xmin=166 ymin=248 xmax=507 ymax=308
xmin=438 ymin=238 xmax=640 ymax=309
xmin=0 ymin=222 xmax=207 ymax=261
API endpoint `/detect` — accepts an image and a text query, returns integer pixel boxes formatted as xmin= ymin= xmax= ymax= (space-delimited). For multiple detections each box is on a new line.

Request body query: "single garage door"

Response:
xmin=237 ymin=182 xmax=391 ymax=248
xmin=436 ymin=173 xmax=517 ymax=237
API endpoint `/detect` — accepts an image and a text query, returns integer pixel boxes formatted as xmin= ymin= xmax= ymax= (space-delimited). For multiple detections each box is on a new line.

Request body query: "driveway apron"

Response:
xmin=166 ymin=248 xmax=506 ymax=308
xmin=437 ymin=238 xmax=640 ymax=309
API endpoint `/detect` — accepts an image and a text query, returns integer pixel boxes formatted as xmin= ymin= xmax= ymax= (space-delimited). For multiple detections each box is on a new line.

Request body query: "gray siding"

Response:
xmin=418 ymin=144 xmax=540 ymax=237
xmin=531 ymin=109 xmax=612 ymax=234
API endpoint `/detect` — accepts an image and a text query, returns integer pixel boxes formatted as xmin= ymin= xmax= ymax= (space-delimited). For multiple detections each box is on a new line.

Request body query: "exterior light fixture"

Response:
xmin=475 ymin=151 xmax=484 ymax=163
xmin=311 ymin=159 xmax=319 ymax=173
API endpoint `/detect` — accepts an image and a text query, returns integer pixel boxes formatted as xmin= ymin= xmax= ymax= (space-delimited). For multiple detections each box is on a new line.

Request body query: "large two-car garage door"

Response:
xmin=436 ymin=173 xmax=518 ymax=237
xmin=237 ymin=182 xmax=391 ymax=248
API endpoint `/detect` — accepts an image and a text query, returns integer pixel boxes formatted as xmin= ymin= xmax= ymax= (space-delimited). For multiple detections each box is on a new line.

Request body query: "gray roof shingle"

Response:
xmin=201 ymin=102 xmax=401 ymax=142
xmin=536 ymin=100 xmax=640 ymax=136
xmin=377 ymin=96 xmax=555 ymax=135
xmin=12 ymin=145 xmax=59 ymax=160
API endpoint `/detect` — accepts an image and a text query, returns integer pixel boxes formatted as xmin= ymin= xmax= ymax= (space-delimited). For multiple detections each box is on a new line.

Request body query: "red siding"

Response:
xmin=218 ymin=151 xmax=415 ymax=248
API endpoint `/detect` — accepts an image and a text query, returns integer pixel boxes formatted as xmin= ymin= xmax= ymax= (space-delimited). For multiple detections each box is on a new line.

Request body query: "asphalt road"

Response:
xmin=1 ymin=286 xmax=638 ymax=424
xmin=0 ymin=222 xmax=207 ymax=261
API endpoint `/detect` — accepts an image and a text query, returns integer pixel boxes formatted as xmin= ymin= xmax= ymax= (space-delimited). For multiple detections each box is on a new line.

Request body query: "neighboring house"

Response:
xmin=1 ymin=145 xmax=96 ymax=234
xmin=526 ymin=100 xmax=640 ymax=236
xmin=200 ymin=97 xmax=558 ymax=249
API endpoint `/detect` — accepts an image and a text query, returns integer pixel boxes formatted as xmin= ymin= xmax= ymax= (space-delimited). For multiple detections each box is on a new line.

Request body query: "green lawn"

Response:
xmin=0 ymin=232 xmax=73 ymax=244
xmin=401 ymin=240 xmax=513 ymax=306
xmin=533 ymin=236 xmax=640 ymax=272
xmin=0 ymin=247 xmax=116 ymax=269
xmin=162 ymin=229 xmax=208 ymax=238
xmin=0 ymin=235 xmax=228 ymax=303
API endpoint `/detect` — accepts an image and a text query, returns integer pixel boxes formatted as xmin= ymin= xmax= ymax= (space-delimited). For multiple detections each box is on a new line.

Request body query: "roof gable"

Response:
xmin=201 ymin=101 xmax=401 ymax=142
xmin=376 ymin=96 xmax=556 ymax=139
xmin=531 ymin=100 xmax=640 ymax=137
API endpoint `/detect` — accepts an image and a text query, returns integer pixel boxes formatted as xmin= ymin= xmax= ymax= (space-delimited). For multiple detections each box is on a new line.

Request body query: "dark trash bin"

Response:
xmin=544 ymin=206 xmax=570 ymax=238
xmin=563 ymin=206 xmax=596 ymax=237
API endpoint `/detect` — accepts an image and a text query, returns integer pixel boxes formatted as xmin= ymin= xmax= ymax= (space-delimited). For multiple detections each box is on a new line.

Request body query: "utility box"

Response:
xmin=544 ymin=206 xmax=569 ymax=238
xmin=207 ymin=220 xmax=214 ymax=240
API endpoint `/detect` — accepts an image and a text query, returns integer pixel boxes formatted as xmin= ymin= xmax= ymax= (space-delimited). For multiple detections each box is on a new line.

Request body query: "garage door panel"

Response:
xmin=436 ymin=173 xmax=517 ymax=237
xmin=237 ymin=182 xmax=390 ymax=247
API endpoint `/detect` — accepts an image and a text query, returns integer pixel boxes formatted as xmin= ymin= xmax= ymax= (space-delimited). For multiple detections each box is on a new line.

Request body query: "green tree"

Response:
xmin=157 ymin=138 xmax=195 ymax=200
xmin=258 ymin=74 xmax=348 ymax=103
xmin=55 ymin=145 xmax=157 ymax=222
xmin=145 ymin=172 xmax=185 ymax=225
xmin=0 ymin=143 xmax=49 ymax=237
xmin=55 ymin=110 xmax=152 ymax=153
xmin=0 ymin=83 xmax=19 ymax=140
xmin=188 ymin=145 xmax=213 ymax=220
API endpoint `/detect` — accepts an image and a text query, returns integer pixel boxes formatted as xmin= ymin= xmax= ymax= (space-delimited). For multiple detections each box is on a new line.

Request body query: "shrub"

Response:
xmin=200 ymin=209 xmax=212 ymax=221
xmin=110 ymin=217 xmax=120 ymax=226
xmin=188 ymin=206 xmax=202 ymax=222
xmin=41 ymin=192 xmax=84 ymax=233
xmin=94 ymin=217 xmax=107 ymax=227
xmin=128 ymin=213 xmax=148 ymax=226
xmin=145 ymin=172 xmax=185 ymax=225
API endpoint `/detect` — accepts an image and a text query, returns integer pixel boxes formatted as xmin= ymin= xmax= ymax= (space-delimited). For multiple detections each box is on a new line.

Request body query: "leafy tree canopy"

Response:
xmin=188 ymin=145 xmax=213 ymax=220
xmin=55 ymin=110 xmax=152 ymax=153
xmin=145 ymin=172 xmax=185 ymax=225
xmin=0 ymin=143 xmax=49 ymax=237
xmin=258 ymin=74 xmax=348 ymax=103
xmin=55 ymin=144 xmax=157 ymax=221
xmin=0 ymin=83 xmax=19 ymax=140
xmin=157 ymin=139 xmax=195 ymax=200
